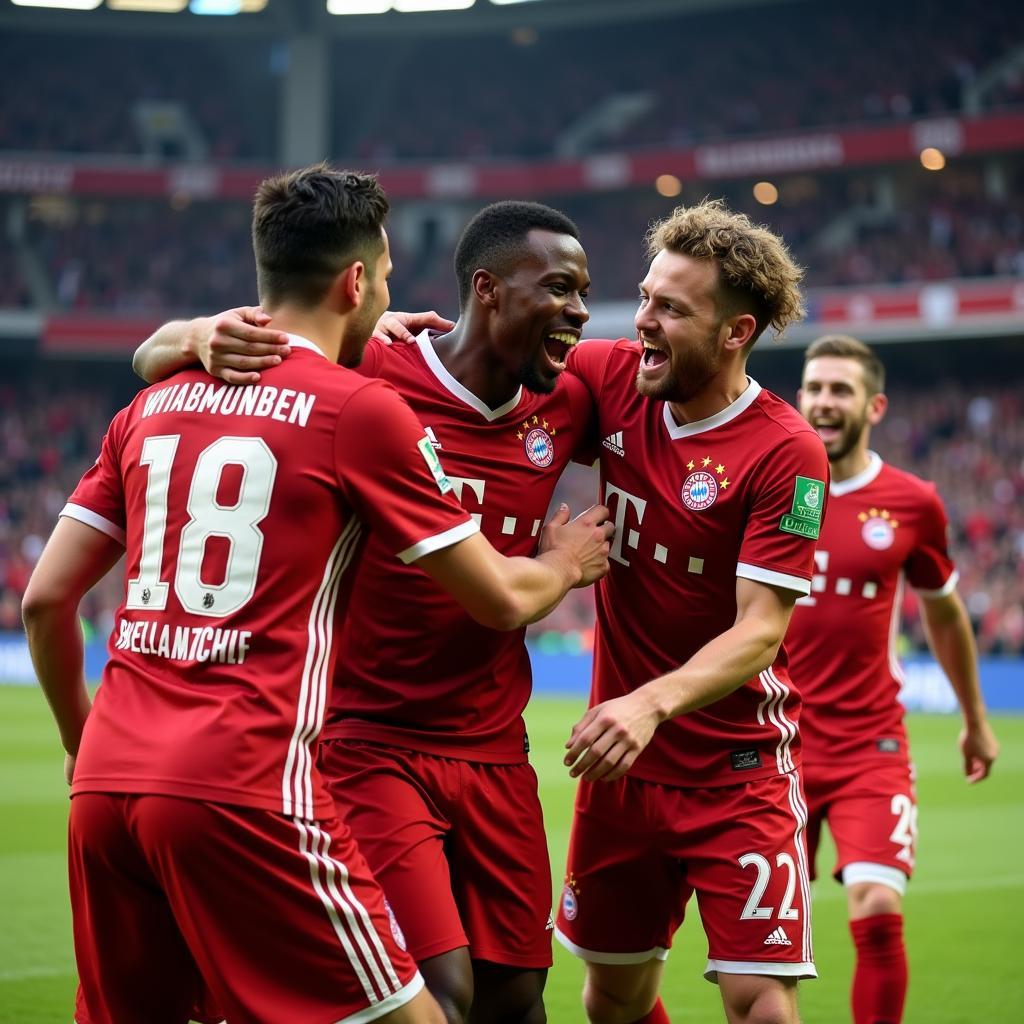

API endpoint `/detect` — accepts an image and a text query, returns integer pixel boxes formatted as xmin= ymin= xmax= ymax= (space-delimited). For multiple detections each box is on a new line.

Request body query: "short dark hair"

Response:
xmin=804 ymin=334 xmax=886 ymax=394
xmin=454 ymin=201 xmax=580 ymax=310
xmin=252 ymin=162 xmax=389 ymax=309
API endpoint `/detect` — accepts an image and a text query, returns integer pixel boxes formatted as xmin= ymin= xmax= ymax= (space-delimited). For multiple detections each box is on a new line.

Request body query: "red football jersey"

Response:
xmin=571 ymin=339 xmax=829 ymax=787
xmin=786 ymin=453 xmax=957 ymax=763
xmin=323 ymin=333 xmax=596 ymax=762
xmin=62 ymin=336 xmax=477 ymax=820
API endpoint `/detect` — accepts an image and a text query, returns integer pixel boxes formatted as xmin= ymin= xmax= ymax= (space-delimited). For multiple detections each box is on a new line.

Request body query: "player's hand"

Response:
xmin=64 ymin=752 xmax=76 ymax=787
xmin=372 ymin=310 xmax=455 ymax=345
xmin=539 ymin=503 xmax=614 ymax=588
xmin=960 ymin=720 xmax=998 ymax=783
xmin=195 ymin=306 xmax=291 ymax=385
xmin=564 ymin=691 xmax=662 ymax=782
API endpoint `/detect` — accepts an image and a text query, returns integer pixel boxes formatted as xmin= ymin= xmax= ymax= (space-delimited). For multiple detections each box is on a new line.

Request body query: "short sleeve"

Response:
xmin=60 ymin=407 xmax=129 ymax=546
xmin=335 ymin=380 xmax=478 ymax=562
xmin=737 ymin=429 xmax=830 ymax=596
xmin=905 ymin=484 xmax=957 ymax=596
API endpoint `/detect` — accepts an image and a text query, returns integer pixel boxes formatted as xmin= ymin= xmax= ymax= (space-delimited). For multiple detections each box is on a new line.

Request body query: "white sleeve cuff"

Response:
xmin=737 ymin=561 xmax=811 ymax=596
xmin=60 ymin=503 xmax=126 ymax=546
xmin=915 ymin=569 xmax=959 ymax=599
xmin=397 ymin=518 xmax=479 ymax=564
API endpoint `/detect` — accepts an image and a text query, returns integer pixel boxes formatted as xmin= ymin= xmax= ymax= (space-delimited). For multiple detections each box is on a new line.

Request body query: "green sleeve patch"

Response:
xmin=417 ymin=435 xmax=453 ymax=495
xmin=780 ymin=475 xmax=825 ymax=539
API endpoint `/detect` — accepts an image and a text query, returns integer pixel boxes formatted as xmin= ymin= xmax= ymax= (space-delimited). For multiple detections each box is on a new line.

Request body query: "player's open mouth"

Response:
xmin=813 ymin=420 xmax=842 ymax=441
xmin=641 ymin=338 xmax=669 ymax=369
xmin=543 ymin=330 xmax=579 ymax=370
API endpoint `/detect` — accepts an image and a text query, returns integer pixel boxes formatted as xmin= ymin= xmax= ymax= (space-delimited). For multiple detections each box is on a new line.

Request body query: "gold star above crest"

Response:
xmin=890 ymin=519 xmax=899 ymax=529
xmin=721 ymin=478 xmax=730 ymax=489
xmin=687 ymin=459 xmax=695 ymax=471
xmin=521 ymin=421 xmax=530 ymax=432
xmin=715 ymin=463 xmax=725 ymax=475
xmin=532 ymin=415 xmax=539 ymax=425
xmin=858 ymin=512 xmax=868 ymax=522
xmin=542 ymin=418 xmax=549 ymax=430
xmin=516 ymin=432 xmax=524 ymax=441
xmin=701 ymin=456 xmax=712 ymax=467
xmin=869 ymin=507 xmax=879 ymax=518
xmin=550 ymin=427 xmax=557 ymax=436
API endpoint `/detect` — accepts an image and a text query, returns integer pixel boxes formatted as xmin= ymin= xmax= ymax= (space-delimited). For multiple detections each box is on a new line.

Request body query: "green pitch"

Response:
xmin=2 ymin=687 xmax=1021 ymax=1023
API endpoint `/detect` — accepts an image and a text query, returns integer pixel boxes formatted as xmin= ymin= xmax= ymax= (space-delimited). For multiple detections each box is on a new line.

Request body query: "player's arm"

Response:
xmin=21 ymin=518 xmax=125 ymax=782
xmin=919 ymin=588 xmax=999 ymax=782
xmin=417 ymin=503 xmax=613 ymax=631
xmin=132 ymin=307 xmax=455 ymax=385
xmin=564 ymin=576 xmax=798 ymax=782
xmin=132 ymin=307 xmax=290 ymax=386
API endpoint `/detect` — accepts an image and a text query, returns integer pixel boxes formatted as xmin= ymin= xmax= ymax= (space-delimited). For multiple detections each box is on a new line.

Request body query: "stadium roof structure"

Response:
xmin=1 ymin=0 xmax=806 ymax=37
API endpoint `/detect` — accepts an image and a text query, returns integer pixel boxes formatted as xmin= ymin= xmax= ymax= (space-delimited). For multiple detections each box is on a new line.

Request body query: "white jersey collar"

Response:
xmin=285 ymin=333 xmax=328 ymax=358
xmin=415 ymin=330 xmax=524 ymax=422
xmin=662 ymin=377 xmax=762 ymax=439
xmin=830 ymin=450 xmax=883 ymax=496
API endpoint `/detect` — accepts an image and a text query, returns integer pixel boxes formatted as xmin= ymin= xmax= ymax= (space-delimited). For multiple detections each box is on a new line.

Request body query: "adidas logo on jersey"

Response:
xmin=764 ymin=927 xmax=792 ymax=946
xmin=602 ymin=431 xmax=625 ymax=456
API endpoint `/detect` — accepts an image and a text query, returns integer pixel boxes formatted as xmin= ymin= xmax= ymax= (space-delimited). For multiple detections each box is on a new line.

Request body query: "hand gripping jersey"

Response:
xmin=61 ymin=337 xmax=476 ymax=820
xmin=323 ymin=332 xmax=596 ymax=762
xmin=786 ymin=452 xmax=957 ymax=764
xmin=571 ymin=339 xmax=829 ymax=787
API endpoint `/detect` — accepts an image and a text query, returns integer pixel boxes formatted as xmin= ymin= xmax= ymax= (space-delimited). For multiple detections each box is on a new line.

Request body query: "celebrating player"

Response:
xmin=22 ymin=168 xmax=613 ymax=1024
xmin=133 ymin=200 xmax=600 ymax=1024
xmin=787 ymin=334 xmax=999 ymax=1024
xmin=555 ymin=199 xmax=827 ymax=1024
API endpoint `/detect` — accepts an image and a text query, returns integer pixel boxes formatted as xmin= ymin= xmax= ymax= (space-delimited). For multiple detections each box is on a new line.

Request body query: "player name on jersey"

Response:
xmin=114 ymin=616 xmax=252 ymax=664
xmin=141 ymin=380 xmax=316 ymax=426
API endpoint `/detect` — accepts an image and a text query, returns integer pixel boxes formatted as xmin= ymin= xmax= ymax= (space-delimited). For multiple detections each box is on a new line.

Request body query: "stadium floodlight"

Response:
xmin=327 ymin=0 xmax=392 ymax=13
xmin=189 ymin=0 xmax=241 ymax=12
xmin=11 ymin=0 xmax=101 ymax=9
xmin=107 ymin=0 xmax=187 ymax=10
xmin=394 ymin=1 xmax=476 ymax=10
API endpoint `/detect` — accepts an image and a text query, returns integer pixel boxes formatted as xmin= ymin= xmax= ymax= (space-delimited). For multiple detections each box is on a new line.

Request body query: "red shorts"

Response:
xmin=320 ymin=739 xmax=553 ymax=968
xmin=555 ymin=772 xmax=816 ymax=981
xmin=69 ymin=793 xmax=422 ymax=1024
xmin=802 ymin=756 xmax=917 ymax=892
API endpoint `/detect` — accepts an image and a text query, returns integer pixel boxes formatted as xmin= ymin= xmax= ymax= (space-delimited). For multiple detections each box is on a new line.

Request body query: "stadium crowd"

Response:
xmin=1 ymin=0 xmax=1021 ymax=161
xmin=7 ymin=157 xmax=1022 ymax=316
xmin=2 ymin=369 xmax=1021 ymax=656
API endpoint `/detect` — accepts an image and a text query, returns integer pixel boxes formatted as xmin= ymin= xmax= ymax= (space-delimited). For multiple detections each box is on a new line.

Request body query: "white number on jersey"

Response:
xmin=738 ymin=851 xmax=800 ymax=921
xmin=889 ymin=793 xmax=918 ymax=865
xmin=125 ymin=434 xmax=278 ymax=618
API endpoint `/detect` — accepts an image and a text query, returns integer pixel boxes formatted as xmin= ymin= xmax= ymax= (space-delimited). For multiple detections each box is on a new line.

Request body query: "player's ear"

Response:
xmin=472 ymin=269 xmax=500 ymax=310
xmin=723 ymin=313 xmax=757 ymax=352
xmin=867 ymin=390 xmax=888 ymax=425
xmin=335 ymin=262 xmax=366 ymax=310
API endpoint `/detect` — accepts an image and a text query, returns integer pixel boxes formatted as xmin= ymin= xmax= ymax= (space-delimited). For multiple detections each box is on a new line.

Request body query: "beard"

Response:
xmin=339 ymin=289 xmax=385 ymax=368
xmin=821 ymin=413 xmax=868 ymax=462
xmin=635 ymin=328 xmax=721 ymax=404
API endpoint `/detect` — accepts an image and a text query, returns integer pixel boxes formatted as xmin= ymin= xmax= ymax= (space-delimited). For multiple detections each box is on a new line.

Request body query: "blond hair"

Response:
xmin=646 ymin=198 xmax=805 ymax=342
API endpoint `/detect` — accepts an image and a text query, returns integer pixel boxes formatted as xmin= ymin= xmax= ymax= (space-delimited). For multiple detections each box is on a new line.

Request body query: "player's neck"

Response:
xmin=829 ymin=444 xmax=873 ymax=484
xmin=432 ymin=323 xmax=520 ymax=410
xmin=265 ymin=308 xmax=341 ymax=364
xmin=666 ymin=365 xmax=750 ymax=426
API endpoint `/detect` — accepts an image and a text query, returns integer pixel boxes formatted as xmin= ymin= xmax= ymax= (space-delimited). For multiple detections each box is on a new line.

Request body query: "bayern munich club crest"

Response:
xmin=681 ymin=470 xmax=718 ymax=511
xmin=860 ymin=508 xmax=899 ymax=550
xmin=525 ymin=427 xmax=555 ymax=468
xmin=561 ymin=874 xmax=580 ymax=921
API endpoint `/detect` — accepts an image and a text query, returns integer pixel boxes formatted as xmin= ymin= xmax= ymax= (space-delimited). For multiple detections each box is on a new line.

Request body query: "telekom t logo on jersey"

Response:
xmin=604 ymin=483 xmax=677 ymax=570
xmin=447 ymin=475 xmax=543 ymax=539
xmin=798 ymin=549 xmax=880 ymax=606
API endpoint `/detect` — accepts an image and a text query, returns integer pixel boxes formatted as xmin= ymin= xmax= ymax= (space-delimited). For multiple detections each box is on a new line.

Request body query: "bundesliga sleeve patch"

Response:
xmin=779 ymin=476 xmax=825 ymax=538
xmin=417 ymin=435 xmax=453 ymax=495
